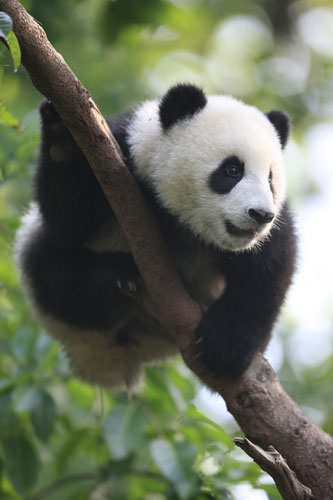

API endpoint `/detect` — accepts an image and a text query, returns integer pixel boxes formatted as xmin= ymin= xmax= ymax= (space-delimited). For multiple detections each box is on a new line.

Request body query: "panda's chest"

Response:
xmin=172 ymin=240 xmax=227 ymax=308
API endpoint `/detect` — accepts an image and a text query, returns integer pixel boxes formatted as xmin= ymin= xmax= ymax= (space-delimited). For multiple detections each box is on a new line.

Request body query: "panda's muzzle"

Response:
xmin=226 ymin=208 xmax=275 ymax=238
xmin=225 ymin=221 xmax=257 ymax=238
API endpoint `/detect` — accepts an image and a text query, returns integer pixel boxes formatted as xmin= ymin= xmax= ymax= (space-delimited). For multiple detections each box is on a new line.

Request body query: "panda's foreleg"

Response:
xmin=194 ymin=206 xmax=296 ymax=378
xmin=34 ymin=100 xmax=112 ymax=246
xmin=193 ymin=288 xmax=270 ymax=378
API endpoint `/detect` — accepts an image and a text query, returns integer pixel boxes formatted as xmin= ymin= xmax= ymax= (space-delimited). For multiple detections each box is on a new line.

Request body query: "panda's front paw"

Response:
xmin=115 ymin=274 xmax=142 ymax=293
xmin=194 ymin=318 xmax=252 ymax=378
xmin=39 ymin=99 xmax=57 ymax=116
xmin=113 ymin=264 xmax=143 ymax=293
xmin=39 ymin=99 xmax=62 ymax=124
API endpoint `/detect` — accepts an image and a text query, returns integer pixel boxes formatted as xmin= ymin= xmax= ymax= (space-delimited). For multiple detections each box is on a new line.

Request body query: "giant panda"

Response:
xmin=15 ymin=83 xmax=297 ymax=390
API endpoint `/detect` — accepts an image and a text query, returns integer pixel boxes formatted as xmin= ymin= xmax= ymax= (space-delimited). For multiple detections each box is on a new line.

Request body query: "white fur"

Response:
xmin=128 ymin=95 xmax=286 ymax=251
xmin=14 ymin=203 xmax=44 ymax=315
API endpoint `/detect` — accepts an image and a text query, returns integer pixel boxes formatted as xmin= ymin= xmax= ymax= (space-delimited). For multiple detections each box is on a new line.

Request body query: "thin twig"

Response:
xmin=234 ymin=438 xmax=315 ymax=500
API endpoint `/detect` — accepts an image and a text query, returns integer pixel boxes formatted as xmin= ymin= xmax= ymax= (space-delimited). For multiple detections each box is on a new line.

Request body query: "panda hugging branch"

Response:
xmin=5 ymin=3 xmax=331 ymax=491
xmin=15 ymin=83 xmax=297 ymax=390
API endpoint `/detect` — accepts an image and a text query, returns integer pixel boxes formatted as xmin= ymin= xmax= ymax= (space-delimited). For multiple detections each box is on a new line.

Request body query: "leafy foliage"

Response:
xmin=0 ymin=12 xmax=21 ymax=69
xmin=0 ymin=12 xmax=20 ymax=129
xmin=0 ymin=0 xmax=333 ymax=498
xmin=0 ymin=101 xmax=19 ymax=129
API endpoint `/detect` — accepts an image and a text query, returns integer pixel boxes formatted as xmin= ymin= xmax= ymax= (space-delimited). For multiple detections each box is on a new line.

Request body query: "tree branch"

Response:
xmin=234 ymin=438 xmax=314 ymax=500
xmin=1 ymin=1 xmax=332 ymax=497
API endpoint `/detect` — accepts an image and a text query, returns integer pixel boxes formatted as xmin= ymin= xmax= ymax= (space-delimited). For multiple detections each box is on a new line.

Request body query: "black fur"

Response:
xmin=34 ymin=101 xmax=134 ymax=247
xmin=22 ymin=231 xmax=140 ymax=329
xmin=159 ymin=83 xmax=207 ymax=131
xmin=266 ymin=110 xmax=290 ymax=148
xmin=209 ymin=156 xmax=244 ymax=195
xmin=26 ymin=101 xmax=141 ymax=329
xmin=22 ymin=90 xmax=296 ymax=380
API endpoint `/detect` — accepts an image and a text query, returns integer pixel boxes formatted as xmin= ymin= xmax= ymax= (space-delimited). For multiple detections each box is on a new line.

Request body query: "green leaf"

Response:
xmin=7 ymin=31 xmax=21 ymax=70
xmin=186 ymin=405 xmax=234 ymax=449
xmin=30 ymin=390 xmax=56 ymax=441
xmin=0 ymin=12 xmax=12 ymax=49
xmin=0 ymin=391 xmax=14 ymax=431
xmin=67 ymin=378 xmax=96 ymax=408
xmin=11 ymin=327 xmax=36 ymax=360
xmin=150 ymin=440 xmax=198 ymax=500
xmin=13 ymin=386 xmax=40 ymax=413
xmin=3 ymin=435 xmax=39 ymax=495
xmin=103 ymin=405 xmax=147 ymax=460
xmin=174 ymin=441 xmax=196 ymax=476
xmin=0 ymin=100 xmax=19 ymax=129
xmin=150 ymin=438 xmax=183 ymax=483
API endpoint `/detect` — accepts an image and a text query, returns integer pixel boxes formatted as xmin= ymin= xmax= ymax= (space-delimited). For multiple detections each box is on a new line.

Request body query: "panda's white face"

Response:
xmin=128 ymin=86 xmax=288 ymax=252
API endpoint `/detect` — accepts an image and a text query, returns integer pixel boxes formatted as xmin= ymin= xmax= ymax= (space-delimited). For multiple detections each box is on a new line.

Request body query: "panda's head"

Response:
xmin=129 ymin=84 xmax=290 ymax=252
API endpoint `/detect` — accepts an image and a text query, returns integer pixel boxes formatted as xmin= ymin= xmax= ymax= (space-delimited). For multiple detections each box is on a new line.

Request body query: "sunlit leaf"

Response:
xmin=0 ymin=100 xmax=19 ymax=129
xmin=67 ymin=378 xmax=95 ymax=408
xmin=3 ymin=435 xmax=39 ymax=495
xmin=7 ymin=31 xmax=21 ymax=70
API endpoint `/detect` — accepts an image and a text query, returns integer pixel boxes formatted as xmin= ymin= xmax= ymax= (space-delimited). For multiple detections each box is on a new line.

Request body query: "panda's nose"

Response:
xmin=248 ymin=208 xmax=275 ymax=224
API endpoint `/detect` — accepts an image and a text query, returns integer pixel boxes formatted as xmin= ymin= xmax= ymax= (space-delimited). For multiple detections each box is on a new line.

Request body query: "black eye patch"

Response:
xmin=209 ymin=156 xmax=244 ymax=194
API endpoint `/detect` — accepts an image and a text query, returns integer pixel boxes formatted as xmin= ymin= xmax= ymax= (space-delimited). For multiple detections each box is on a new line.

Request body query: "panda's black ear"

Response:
xmin=266 ymin=110 xmax=290 ymax=148
xmin=159 ymin=83 xmax=207 ymax=131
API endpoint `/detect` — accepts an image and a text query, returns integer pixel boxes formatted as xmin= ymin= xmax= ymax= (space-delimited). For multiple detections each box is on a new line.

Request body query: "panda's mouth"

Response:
xmin=226 ymin=221 xmax=256 ymax=238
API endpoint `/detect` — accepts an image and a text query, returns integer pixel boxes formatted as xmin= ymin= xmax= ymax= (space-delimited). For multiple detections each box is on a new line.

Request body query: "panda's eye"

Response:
xmin=209 ymin=156 xmax=244 ymax=195
xmin=224 ymin=165 xmax=242 ymax=178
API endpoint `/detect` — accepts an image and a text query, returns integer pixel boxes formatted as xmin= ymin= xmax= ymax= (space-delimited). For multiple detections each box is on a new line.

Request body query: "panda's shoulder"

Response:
xmin=107 ymin=108 xmax=137 ymax=166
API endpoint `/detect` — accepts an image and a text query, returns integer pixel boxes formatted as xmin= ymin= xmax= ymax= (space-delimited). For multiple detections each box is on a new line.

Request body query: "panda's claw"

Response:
xmin=114 ymin=274 xmax=142 ymax=293
xmin=127 ymin=278 xmax=143 ymax=292
xmin=194 ymin=336 xmax=203 ymax=345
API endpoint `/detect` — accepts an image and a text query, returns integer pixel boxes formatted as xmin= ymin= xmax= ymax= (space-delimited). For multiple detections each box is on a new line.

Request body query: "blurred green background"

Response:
xmin=1 ymin=0 xmax=333 ymax=499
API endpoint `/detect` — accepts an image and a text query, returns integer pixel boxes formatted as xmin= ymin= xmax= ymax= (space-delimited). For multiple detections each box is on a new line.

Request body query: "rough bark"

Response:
xmin=1 ymin=1 xmax=332 ymax=497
